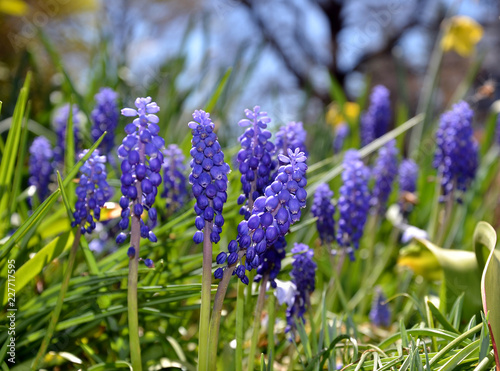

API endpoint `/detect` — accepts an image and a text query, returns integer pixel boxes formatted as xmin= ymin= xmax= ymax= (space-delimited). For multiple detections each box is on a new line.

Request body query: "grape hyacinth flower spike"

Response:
xmin=188 ymin=110 xmax=230 ymax=244
xmin=399 ymin=159 xmax=419 ymax=216
xmin=360 ymin=85 xmax=391 ymax=146
xmin=433 ymin=100 xmax=478 ymax=202
xmin=369 ymin=286 xmax=391 ymax=327
xmin=336 ymin=150 xmax=371 ymax=260
xmin=53 ymin=103 xmax=80 ymax=169
xmin=28 ymin=136 xmax=54 ymax=207
xmin=162 ymin=144 xmax=188 ymax=213
xmin=215 ymin=148 xmax=308 ymax=285
xmin=91 ymin=87 xmax=119 ymax=157
xmin=276 ymin=121 xmax=308 ymax=156
xmin=371 ymin=139 xmax=398 ymax=212
xmin=333 ymin=122 xmax=349 ymax=154
xmin=187 ymin=109 xmax=230 ymax=371
xmin=236 ymin=106 xmax=277 ymax=218
xmin=116 ymin=97 xmax=164 ymax=371
xmin=311 ymin=183 xmax=335 ymax=246
xmin=116 ymin=97 xmax=165 ymax=245
xmin=286 ymin=243 xmax=317 ymax=334
xmin=71 ymin=149 xmax=112 ymax=234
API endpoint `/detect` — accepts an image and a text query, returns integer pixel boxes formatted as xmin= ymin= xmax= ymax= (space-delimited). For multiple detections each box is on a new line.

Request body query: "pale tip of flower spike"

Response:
xmin=278 ymin=154 xmax=290 ymax=163
xmin=238 ymin=119 xmax=252 ymax=127
xmin=121 ymin=108 xmax=138 ymax=117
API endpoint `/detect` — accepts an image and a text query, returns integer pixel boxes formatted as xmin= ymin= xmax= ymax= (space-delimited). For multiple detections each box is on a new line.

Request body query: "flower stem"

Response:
xmin=128 ymin=186 xmax=143 ymax=371
xmin=199 ymin=221 xmax=213 ymax=371
xmin=235 ymin=280 xmax=245 ymax=371
xmin=207 ymin=260 xmax=237 ymax=370
xmin=248 ymin=274 xmax=269 ymax=371
xmin=267 ymin=293 xmax=276 ymax=371
xmin=32 ymin=228 xmax=81 ymax=370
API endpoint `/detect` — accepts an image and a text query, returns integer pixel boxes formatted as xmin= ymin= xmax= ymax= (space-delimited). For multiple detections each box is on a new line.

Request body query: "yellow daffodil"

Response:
xmin=441 ymin=15 xmax=483 ymax=57
xmin=326 ymin=101 xmax=360 ymax=127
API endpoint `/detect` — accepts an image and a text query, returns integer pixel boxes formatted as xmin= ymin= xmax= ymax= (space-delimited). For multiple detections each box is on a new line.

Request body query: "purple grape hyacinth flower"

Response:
xmin=236 ymin=106 xmax=277 ymax=218
xmin=433 ymin=101 xmax=478 ymax=202
xmin=254 ymin=236 xmax=287 ymax=288
xmin=28 ymin=136 xmax=54 ymax=206
xmin=311 ymin=183 xmax=335 ymax=246
xmin=360 ymin=85 xmax=391 ymax=146
xmin=71 ymin=149 xmax=112 ymax=235
xmin=371 ymin=139 xmax=398 ymax=212
xmin=276 ymin=121 xmax=307 ymax=156
xmin=91 ymin=87 xmax=119 ymax=157
xmin=162 ymin=144 xmax=188 ymax=213
xmin=369 ymin=286 xmax=391 ymax=327
xmin=286 ymin=243 xmax=317 ymax=333
xmin=188 ymin=110 xmax=230 ymax=245
xmin=399 ymin=159 xmax=418 ymax=194
xmin=53 ymin=104 xmax=80 ymax=169
xmin=214 ymin=148 xmax=308 ymax=284
xmin=333 ymin=122 xmax=349 ymax=154
xmin=115 ymin=97 xmax=165 ymax=244
xmin=336 ymin=150 xmax=371 ymax=260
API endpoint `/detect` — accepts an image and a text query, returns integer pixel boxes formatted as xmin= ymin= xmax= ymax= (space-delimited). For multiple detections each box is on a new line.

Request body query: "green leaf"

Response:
xmin=0 ymin=72 xmax=31 ymax=223
xmin=438 ymin=339 xmax=480 ymax=371
xmin=426 ymin=300 xmax=459 ymax=334
xmin=64 ymin=101 xmax=75 ymax=177
xmin=0 ymin=232 xmax=73 ymax=305
xmin=204 ymin=67 xmax=232 ymax=113
xmin=0 ymin=189 xmax=61 ymax=261
xmin=473 ymin=221 xmax=500 ymax=367
xmin=87 ymin=361 xmax=133 ymax=371
xmin=57 ymin=171 xmax=74 ymax=222
xmin=401 ymin=237 xmax=482 ymax=320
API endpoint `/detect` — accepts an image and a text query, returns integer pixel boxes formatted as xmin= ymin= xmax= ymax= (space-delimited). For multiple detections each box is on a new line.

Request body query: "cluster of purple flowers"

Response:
xmin=53 ymin=104 xmax=80 ymax=169
xmin=188 ymin=110 xmax=230 ymax=245
xmin=286 ymin=243 xmax=316 ymax=333
xmin=71 ymin=150 xmax=112 ymax=235
xmin=433 ymin=101 xmax=478 ymax=201
xmin=116 ymin=97 xmax=165 ymax=244
xmin=333 ymin=122 xmax=349 ymax=154
xmin=311 ymin=183 xmax=336 ymax=245
xmin=236 ymin=106 xmax=277 ymax=218
xmin=276 ymin=121 xmax=307 ymax=156
xmin=371 ymin=140 xmax=399 ymax=211
xmin=369 ymin=286 xmax=391 ymax=327
xmin=254 ymin=236 xmax=287 ymax=288
xmin=214 ymin=148 xmax=307 ymax=284
xmin=162 ymin=144 xmax=188 ymax=213
xmin=28 ymin=136 xmax=54 ymax=206
xmin=360 ymin=85 xmax=391 ymax=146
xmin=399 ymin=159 xmax=418 ymax=194
xmin=337 ymin=150 xmax=371 ymax=260
xmin=91 ymin=87 xmax=119 ymax=157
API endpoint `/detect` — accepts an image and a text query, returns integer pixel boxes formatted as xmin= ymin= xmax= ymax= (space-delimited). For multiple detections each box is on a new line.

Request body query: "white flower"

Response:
xmin=401 ymin=226 xmax=428 ymax=244
xmin=274 ymin=279 xmax=297 ymax=307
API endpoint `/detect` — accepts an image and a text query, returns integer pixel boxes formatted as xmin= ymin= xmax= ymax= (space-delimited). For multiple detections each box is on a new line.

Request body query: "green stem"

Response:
xmin=235 ymin=280 xmax=246 ymax=371
xmin=436 ymin=193 xmax=454 ymax=247
xmin=248 ymin=275 xmax=269 ymax=371
xmin=31 ymin=228 xmax=81 ymax=370
xmin=199 ymin=221 xmax=213 ymax=371
xmin=267 ymin=294 xmax=276 ymax=371
xmin=207 ymin=255 xmax=241 ymax=370
xmin=128 ymin=189 xmax=143 ymax=371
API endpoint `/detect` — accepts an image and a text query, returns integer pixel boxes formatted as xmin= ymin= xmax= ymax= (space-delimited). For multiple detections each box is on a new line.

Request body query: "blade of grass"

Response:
xmin=204 ymin=67 xmax=232 ymax=113
xmin=31 ymin=228 xmax=82 ymax=370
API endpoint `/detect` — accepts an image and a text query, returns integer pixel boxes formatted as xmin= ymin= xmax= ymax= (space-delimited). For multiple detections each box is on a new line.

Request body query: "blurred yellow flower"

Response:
xmin=0 ymin=0 xmax=27 ymax=16
xmin=326 ymin=101 xmax=360 ymax=127
xmin=441 ymin=15 xmax=483 ymax=57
